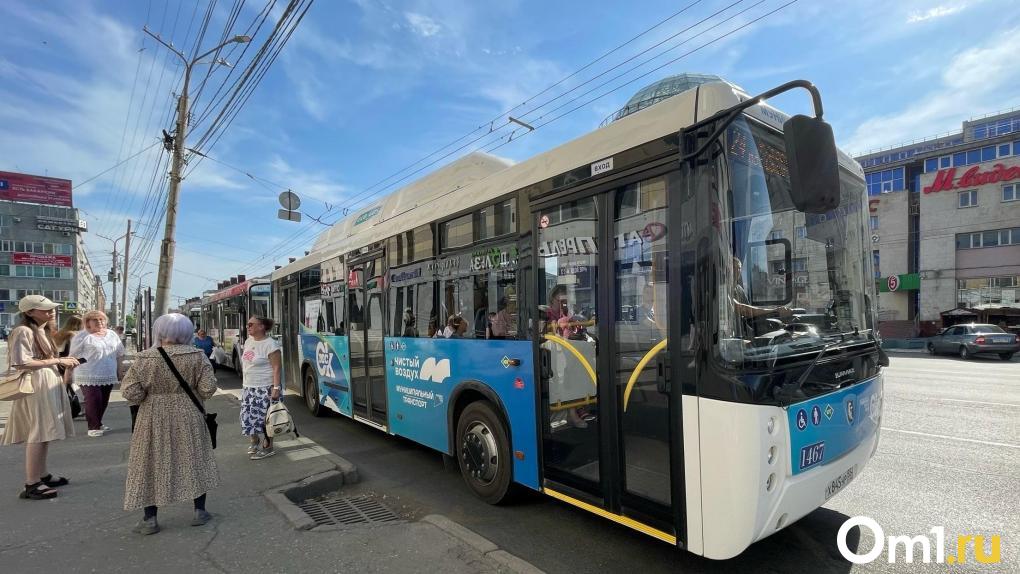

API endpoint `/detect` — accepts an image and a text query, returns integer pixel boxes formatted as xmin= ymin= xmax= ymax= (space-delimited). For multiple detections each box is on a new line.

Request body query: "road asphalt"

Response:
xmin=0 ymin=342 xmax=540 ymax=574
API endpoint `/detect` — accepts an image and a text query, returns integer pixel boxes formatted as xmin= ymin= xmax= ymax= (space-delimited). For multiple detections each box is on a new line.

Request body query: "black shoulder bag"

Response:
xmin=157 ymin=347 xmax=218 ymax=449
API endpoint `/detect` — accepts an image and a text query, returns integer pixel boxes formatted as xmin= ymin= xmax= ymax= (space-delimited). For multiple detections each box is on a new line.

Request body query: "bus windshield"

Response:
xmin=717 ymin=116 xmax=873 ymax=363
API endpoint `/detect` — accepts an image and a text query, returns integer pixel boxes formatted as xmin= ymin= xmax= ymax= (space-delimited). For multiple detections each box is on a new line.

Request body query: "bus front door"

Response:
xmin=537 ymin=175 xmax=676 ymax=542
xmin=348 ymin=256 xmax=387 ymax=427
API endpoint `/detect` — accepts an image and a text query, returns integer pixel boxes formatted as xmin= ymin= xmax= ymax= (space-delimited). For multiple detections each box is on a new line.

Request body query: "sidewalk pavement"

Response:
xmin=0 ymin=378 xmax=535 ymax=574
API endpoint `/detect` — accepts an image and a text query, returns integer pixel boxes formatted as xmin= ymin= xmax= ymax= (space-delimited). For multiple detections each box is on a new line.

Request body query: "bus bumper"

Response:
xmin=693 ymin=375 xmax=883 ymax=560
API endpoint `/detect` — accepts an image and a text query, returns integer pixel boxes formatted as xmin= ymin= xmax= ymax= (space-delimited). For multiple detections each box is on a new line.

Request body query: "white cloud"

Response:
xmin=266 ymin=156 xmax=349 ymax=206
xmin=405 ymin=12 xmax=441 ymax=38
xmin=907 ymin=4 xmax=966 ymax=23
xmin=842 ymin=28 xmax=1020 ymax=154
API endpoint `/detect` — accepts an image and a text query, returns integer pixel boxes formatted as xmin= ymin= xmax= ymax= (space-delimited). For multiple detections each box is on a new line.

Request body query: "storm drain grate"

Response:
xmin=298 ymin=495 xmax=400 ymax=526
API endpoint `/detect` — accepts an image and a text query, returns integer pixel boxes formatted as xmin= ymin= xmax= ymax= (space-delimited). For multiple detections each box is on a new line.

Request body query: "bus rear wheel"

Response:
xmin=304 ymin=369 xmax=326 ymax=417
xmin=456 ymin=401 xmax=513 ymax=505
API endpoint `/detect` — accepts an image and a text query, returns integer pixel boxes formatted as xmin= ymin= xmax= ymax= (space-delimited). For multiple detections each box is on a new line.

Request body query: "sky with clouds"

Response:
xmin=1 ymin=0 xmax=1018 ymax=302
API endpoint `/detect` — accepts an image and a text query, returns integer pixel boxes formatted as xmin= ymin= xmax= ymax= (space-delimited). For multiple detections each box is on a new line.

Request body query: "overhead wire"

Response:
xmin=333 ymin=0 xmax=713 ymax=213
xmin=227 ymin=0 xmax=797 ymax=279
xmin=326 ymin=0 xmax=768 ymax=222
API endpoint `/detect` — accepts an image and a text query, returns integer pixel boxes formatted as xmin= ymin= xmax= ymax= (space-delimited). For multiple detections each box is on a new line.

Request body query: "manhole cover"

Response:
xmin=298 ymin=495 xmax=400 ymax=526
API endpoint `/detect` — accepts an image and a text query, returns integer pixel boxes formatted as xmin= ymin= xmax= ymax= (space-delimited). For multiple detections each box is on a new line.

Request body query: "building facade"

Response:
xmin=0 ymin=171 xmax=103 ymax=326
xmin=857 ymin=109 xmax=1020 ymax=337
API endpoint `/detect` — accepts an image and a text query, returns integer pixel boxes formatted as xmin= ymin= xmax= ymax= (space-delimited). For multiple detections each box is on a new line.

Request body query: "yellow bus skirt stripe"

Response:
xmin=544 ymin=488 xmax=677 ymax=545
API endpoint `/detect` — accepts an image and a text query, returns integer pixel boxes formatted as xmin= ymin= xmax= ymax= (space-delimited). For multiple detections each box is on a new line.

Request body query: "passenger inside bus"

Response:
xmin=731 ymin=256 xmax=793 ymax=333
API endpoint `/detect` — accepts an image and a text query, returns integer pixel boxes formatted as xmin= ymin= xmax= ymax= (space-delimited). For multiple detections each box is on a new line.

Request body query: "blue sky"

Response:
xmin=1 ymin=0 xmax=1018 ymax=301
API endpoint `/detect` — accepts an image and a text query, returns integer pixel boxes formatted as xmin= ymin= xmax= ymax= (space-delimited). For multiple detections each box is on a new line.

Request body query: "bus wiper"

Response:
xmin=775 ymin=337 xmax=846 ymax=406
xmin=869 ymin=330 xmax=890 ymax=367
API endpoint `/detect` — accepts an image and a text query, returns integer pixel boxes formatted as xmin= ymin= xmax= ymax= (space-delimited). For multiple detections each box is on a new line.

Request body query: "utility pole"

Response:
xmin=145 ymin=27 xmax=251 ymax=317
xmin=120 ymin=219 xmax=131 ymax=328
xmin=97 ymin=230 xmax=132 ymax=326
xmin=110 ymin=250 xmax=118 ymax=324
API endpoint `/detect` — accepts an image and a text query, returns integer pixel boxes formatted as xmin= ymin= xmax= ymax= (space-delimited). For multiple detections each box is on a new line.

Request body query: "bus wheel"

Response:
xmin=304 ymin=369 xmax=325 ymax=417
xmin=456 ymin=401 xmax=513 ymax=505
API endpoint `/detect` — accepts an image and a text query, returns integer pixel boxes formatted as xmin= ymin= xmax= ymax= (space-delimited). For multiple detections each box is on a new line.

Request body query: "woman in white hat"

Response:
xmin=2 ymin=295 xmax=80 ymax=500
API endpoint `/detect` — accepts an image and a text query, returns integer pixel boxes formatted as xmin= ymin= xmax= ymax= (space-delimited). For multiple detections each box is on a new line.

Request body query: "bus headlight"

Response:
xmin=766 ymin=473 xmax=776 ymax=492
xmin=767 ymin=417 xmax=775 ymax=434
xmin=767 ymin=446 xmax=776 ymax=465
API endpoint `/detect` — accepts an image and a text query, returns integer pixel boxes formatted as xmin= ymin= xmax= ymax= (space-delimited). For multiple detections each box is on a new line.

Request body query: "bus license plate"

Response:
xmin=825 ymin=465 xmax=857 ymax=501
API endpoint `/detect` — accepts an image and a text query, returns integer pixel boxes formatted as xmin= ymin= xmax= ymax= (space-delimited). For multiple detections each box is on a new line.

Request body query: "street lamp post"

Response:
xmin=96 ymin=228 xmax=135 ymax=328
xmin=144 ymin=27 xmax=251 ymax=318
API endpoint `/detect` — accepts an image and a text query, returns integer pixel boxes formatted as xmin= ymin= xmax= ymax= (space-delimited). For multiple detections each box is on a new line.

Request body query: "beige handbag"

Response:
xmin=0 ymin=368 xmax=33 ymax=401
xmin=1 ymin=328 xmax=38 ymax=401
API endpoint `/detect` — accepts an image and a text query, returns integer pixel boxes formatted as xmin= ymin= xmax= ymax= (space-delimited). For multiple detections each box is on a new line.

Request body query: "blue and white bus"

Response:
xmin=270 ymin=78 xmax=885 ymax=559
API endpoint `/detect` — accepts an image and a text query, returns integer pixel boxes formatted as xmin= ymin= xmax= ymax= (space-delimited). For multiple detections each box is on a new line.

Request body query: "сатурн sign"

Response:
xmin=923 ymin=163 xmax=1020 ymax=194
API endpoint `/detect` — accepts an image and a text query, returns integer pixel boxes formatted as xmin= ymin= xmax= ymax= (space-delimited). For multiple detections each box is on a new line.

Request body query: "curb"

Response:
xmin=264 ymin=449 xmax=360 ymax=531
xmin=422 ymin=514 xmax=545 ymax=574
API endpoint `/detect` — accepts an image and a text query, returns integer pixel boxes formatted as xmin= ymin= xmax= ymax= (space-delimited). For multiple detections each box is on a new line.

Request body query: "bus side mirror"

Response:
xmin=784 ymin=114 xmax=840 ymax=214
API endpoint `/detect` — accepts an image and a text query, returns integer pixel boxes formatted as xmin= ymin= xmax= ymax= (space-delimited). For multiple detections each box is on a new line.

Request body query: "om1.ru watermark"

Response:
xmin=838 ymin=516 xmax=1001 ymax=565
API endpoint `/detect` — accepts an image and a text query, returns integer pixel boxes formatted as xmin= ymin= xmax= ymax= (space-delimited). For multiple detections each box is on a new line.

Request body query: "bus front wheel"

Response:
xmin=456 ymin=401 xmax=513 ymax=505
xmin=304 ymin=369 xmax=326 ymax=417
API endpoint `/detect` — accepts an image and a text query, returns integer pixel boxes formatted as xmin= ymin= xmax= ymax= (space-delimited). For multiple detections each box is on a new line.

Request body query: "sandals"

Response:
xmin=20 ymin=481 xmax=58 ymax=500
xmin=40 ymin=474 xmax=69 ymax=487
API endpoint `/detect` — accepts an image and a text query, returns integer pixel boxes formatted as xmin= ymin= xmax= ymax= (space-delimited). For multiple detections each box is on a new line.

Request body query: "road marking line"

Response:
xmin=938 ymin=398 xmax=1020 ymax=408
xmin=882 ymin=427 xmax=1020 ymax=450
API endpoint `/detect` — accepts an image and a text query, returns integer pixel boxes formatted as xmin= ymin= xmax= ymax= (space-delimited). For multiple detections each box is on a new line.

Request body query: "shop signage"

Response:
xmin=539 ymin=236 xmax=598 ymax=257
xmin=877 ymin=273 xmax=920 ymax=293
xmin=36 ymin=216 xmax=87 ymax=232
xmin=471 ymin=246 xmax=518 ymax=272
xmin=12 ymin=252 xmax=72 ymax=266
xmin=923 ymin=163 xmax=1020 ymax=194
xmin=320 ymin=280 xmax=344 ymax=298
xmin=0 ymin=171 xmax=73 ymax=206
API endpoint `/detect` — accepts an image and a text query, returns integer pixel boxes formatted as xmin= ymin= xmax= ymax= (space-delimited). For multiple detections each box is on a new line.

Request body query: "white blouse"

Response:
xmin=69 ymin=330 xmax=124 ymax=385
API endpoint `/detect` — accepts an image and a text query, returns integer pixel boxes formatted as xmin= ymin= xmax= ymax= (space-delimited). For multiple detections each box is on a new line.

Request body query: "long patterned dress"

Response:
xmin=122 ymin=344 xmax=220 ymax=510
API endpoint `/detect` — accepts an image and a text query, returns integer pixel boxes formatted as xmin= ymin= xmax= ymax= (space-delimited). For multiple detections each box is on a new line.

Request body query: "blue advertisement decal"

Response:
xmin=384 ymin=337 xmax=539 ymax=490
xmin=787 ymin=375 xmax=882 ymax=475
xmin=299 ymin=325 xmax=352 ymax=417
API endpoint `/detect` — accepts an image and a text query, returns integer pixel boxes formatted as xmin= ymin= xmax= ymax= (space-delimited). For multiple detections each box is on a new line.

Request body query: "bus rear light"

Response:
xmin=767 ymin=446 xmax=776 ymax=465
xmin=766 ymin=473 xmax=775 ymax=492
xmin=767 ymin=417 xmax=775 ymax=434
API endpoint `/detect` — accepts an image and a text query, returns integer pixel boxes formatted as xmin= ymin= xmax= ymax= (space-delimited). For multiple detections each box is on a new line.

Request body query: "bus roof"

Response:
xmin=272 ymin=80 xmax=861 ymax=281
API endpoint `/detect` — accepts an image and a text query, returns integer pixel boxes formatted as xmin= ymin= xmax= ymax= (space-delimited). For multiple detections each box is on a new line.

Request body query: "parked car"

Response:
xmin=927 ymin=323 xmax=1019 ymax=360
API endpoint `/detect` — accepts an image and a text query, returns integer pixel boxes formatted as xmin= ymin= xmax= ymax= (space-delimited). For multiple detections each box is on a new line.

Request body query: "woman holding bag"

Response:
xmin=2 ymin=295 xmax=79 ymax=500
xmin=68 ymin=310 xmax=124 ymax=436
xmin=239 ymin=316 xmax=282 ymax=460
xmin=121 ymin=313 xmax=219 ymax=535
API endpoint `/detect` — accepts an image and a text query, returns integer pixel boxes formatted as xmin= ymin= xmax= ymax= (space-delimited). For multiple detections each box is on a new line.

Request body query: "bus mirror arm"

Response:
xmin=679 ymin=79 xmax=825 ymax=165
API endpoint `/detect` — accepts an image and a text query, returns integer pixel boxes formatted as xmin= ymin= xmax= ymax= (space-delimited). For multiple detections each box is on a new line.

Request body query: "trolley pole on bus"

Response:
xmin=144 ymin=27 xmax=251 ymax=317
